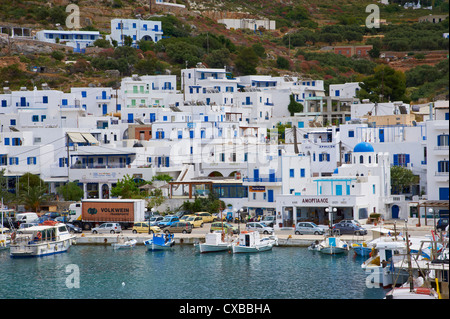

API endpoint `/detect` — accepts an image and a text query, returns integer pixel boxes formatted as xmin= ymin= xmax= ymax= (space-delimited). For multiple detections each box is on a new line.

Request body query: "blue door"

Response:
xmin=336 ymin=185 xmax=343 ymax=196
xmin=392 ymin=205 xmax=399 ymax=219
xmin=268 ymin=190 xmax=274 ymax=203
xmin=128 ymin=113 xmax=134 ymax=123
xmin=102 ymin=91 xmax=107 ymax=99
xmin=379 ymin=129 xmax=385 ymax=143
xmin=102 ymin=104 xmax=107 ymax=115
xmin=269 ymin=169 xmax=275 ymax=182
xmin=439 ymin=188 xmax=449 ymax=200
xmin=253 ymin=169 xmax=259 ymax=181
xmin=150 ymin=113 xmax=156 ymax=122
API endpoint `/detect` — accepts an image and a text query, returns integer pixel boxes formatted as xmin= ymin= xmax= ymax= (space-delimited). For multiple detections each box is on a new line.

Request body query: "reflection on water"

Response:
xmin=0 ymin=245 xmax=386 ymax=299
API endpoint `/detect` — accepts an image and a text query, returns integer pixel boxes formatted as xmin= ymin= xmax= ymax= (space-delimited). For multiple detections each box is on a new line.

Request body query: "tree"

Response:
xmin=111 ymin=174 xmax=145 ymax=199
xmin=205 ymin=48 xmax=231 ymax=68
xmin=57 ymin=182 xmax=84 ymax=201
xmin=276 ymin=56 xmax=290 ymax=69
xmin=18 ymin=185 xmax=50 ymax=213
xmin=287 ymin=94 xmax=303 ymax=116
xmin=357 ymin=65 xmax=407 ymax=103
xmin=390 ymin=166 xmax=419 ymax=195
xmin=235 ymin=47 xmax=259 ymax=75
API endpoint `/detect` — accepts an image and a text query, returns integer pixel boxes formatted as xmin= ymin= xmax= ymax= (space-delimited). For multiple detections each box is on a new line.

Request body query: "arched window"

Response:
xmin=360 ymin=155 xmax=364 ymax=164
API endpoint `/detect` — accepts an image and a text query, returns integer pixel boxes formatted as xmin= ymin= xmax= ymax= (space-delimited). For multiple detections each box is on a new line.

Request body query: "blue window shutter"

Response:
xmin=327 ymin=154 xmax=330 ymax=161
xmin=166 ymin=157 xmax=169 ymax=167
xmin=290 ymin=169 xmax=294 ymax=178
xmin=393 ymin=154 xmax=398 ymax=166
xmin=319 ymin=154 xmax=323 ymax=162
xmin=300 ymin=169 xmax=305 ymax=177
xmin=405 ymin=154 xmax=410 ymax=165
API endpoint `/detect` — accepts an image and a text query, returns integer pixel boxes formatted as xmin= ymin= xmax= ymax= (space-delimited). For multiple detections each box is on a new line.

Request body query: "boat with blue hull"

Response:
xmin=144 ymin=233 xmax=175 ymax=251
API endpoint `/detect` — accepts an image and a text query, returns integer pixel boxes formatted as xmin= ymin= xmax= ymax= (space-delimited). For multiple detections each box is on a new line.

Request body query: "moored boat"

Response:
xmin=231 ymin=231 xmax=274 ymax=254
xmin=144 ymin=233 xmax=174 ymax=251
xmin=317 ymin=236 xmax=349 ymax=255
xmin=196 ymin=232 xmax=232 ymax=253
xmin=9 ymin=223 xmax=76 ymax=258
xmin=112 ymin=235 xmax=137 ymax=249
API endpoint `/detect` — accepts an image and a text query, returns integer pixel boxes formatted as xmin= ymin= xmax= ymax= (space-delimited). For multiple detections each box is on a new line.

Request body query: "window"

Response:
xmin=437 ymin=134 xmax=449 ymax=147
xmin=43 ymin=96 xmax=48 ymax=104
xmin=1 ymin=100 xmax=7 ymax=107
xmin=9 ymin=157 xmax=18 ymax=165
xmin=4 ymin=138 xmax=9 ymax=145
xmin=10 ymin=119 xmax=16 ymax=126
xmin=393 ymin=154 xmax=410 ymax=167
xmin=32 ymin=115 xmax=39 ymax=122
xmin=348 ymin=130 xmax=354 ymax=138
xmin=27 ymin=157 xmax=37 ymax=165
xmin=300 ymin=168 xmax=305 ymax=177
xmin=373 ymin=185 xmax=376 ymax=194
xmin=438 ymin=161 xmax=449 ymax=173
xmin=289 ymin=169 xmax=294 ymax=178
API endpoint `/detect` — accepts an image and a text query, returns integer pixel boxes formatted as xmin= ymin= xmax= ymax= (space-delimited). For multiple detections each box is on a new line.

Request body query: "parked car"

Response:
xmin=148 ymin=216 xmax=164 ymax=226
xmin=195 ymin=212 xmax=217 ymax=223
xmin=210 ymin=222 xmax=238 ymax=234
xmin=132 ymin=222 xmax=161 ymax=234
xmin=92 ymin=223 xmax=122 ymax=234
xmin=246 ymin=222 xmax=274 ymax=234
xmin=157 ymin=216 xmax=180 ymax=228
xmin=55 ymin=216 xmax=70 ymax=223
xmin=295 ymin=222 xmax=324 ymax=235
xmin=260 ymin=215 xmax=276 ymax=227
xmin=15 ymin=212 xmax=39 ymax=225
xmin=66 ymin=223 xmax=82 ymax=234
xmin=186 ymin=216 xmax=204 ymax=228
xmin=332 ymin=221 xmax=367 ymax=236
xmin=17 ymin=222 xmax=38 ymax=233
xmin=180 ymin=214 xmax=195 ymax=222
xmin=35 ymin=216 xmax=53 ymax=225
xmin=163 ymin=222 xmax=193 ymax=234
xmin=43 ymin=212 xmax=61 ymax=219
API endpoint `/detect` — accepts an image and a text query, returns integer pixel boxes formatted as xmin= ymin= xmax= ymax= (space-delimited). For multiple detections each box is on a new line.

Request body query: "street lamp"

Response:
xmin=148 ymin=207 xmax=156 ymax=234
xmin=325 ymin=207 xmax=337 ymax=233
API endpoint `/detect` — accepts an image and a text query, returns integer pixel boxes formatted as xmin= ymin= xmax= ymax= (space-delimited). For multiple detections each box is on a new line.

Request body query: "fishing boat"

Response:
xmin=112 ymin=235 xmax=137 ymax=249
xmin=317 ymin=236 xmax=349 ymax=255
xmin=231 ymin=231 xmax=274 ymax=254
xmin=352 ymin=227 xmax=401 ymax=257
xmin=144 ymin=233 xmax=174 ymax=251
xmin=9 ymin=223 xmax=76 ymax=258
xmin=196 ymin=232 xmax=232 ymax=253
xmin=385 ymin=226 xmax=441 ymax=299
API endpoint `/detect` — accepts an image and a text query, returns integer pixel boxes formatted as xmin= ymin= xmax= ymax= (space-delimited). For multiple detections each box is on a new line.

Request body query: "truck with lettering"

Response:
xmin=69 ymin=199 xmax=147 ymax=231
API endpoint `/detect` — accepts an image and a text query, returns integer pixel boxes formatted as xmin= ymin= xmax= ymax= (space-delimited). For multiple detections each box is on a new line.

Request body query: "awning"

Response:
xmin=81 ymin=133 xmax=99 ymax=145
xmin=67 ymin=132 xmax=86 ymax=143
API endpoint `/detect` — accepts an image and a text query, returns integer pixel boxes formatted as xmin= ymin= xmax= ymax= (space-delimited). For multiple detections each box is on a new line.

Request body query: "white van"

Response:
xmin=15 ymin=212 xmax=39 ymax=224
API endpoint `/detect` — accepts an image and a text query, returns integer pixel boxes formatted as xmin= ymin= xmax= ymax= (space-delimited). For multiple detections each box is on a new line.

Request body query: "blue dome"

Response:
xmin=353 ymin=142 xmax=374 ymax=153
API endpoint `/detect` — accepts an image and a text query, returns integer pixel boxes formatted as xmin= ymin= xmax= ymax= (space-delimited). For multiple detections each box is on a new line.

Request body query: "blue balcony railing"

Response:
xmin=243 ymin=177 xmax=282 ymax=183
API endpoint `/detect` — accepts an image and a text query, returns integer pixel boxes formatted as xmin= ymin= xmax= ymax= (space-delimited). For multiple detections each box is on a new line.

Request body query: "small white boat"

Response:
xmin=112 ymin=236 xmax=137 ymax=249
xmin=231 ymin=231 xmax=274 ymax=254
xmin=385 ymin=277 xmax=440 ymax=299
xmin=144 ymin=233 xmax=174 ymax=251
xmin=316 ymin=236 xmax=349 ymax=255
xmin=196 ymin=232 xmax=232 ymax=253
xmin=9 ymin=223 xmax=76 ymax=258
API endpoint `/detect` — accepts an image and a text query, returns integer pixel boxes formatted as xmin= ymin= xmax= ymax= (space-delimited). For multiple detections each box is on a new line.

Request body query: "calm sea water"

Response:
xmin=0 ymin=245 xmax=387 ymax=299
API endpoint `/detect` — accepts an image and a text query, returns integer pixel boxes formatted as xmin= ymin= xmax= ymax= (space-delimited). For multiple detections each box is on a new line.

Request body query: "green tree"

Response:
xmin=357 ymin=65 xmax=407 ymax=103
xmin=18 ymin=185 xmax=50 ymax=213
xmin=205 ymin=48 xmax=231 ymax=68
xmin=235 ymin=47 xmax=259 ymax=75
xmin=276 ymin=56 xmax=290 ymax=69
xmin=287 ymin=94 xmax=303 ymax=116
xmin=57 ymin=182 xmax=84 ymax=201
xmin=390 ymin=166 xmax=419 ymax=195
xmin=111 ymin=174 xmax=145 ymax=199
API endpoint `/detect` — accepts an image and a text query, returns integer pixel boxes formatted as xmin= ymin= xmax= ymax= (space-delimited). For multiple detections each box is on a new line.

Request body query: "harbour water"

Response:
xmin=0 ymin=245 xmax=387 ymax=299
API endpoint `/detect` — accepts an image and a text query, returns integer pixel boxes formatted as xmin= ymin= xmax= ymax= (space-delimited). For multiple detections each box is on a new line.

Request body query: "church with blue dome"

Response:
xmin=353 ymin=142 xmax=375 ymax=153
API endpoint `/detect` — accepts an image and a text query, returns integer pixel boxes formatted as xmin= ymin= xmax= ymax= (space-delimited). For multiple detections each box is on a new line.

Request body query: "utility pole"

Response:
xmin=293 ymin=125 xmax=299 ymax=154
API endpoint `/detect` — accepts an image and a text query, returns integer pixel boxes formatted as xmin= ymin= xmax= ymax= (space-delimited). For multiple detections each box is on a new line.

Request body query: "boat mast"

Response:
xmin=404 ymin=222 xmax=414 ymax=293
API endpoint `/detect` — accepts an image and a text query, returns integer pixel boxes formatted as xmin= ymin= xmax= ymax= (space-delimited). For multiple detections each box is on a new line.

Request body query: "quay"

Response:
xmin=74 ymin=223 xmax=437 ymax=247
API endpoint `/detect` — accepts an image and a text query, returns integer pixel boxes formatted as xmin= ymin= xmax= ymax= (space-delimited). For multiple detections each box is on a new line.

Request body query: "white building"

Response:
xmin=108 ymin=19 xmax=163 ymax=47
xmin=426 ymin=100 xmax=449 ymax=201
xmin=218 ymin=19 xmax=276 ymax=31
xmin=275 ymin=142 xmax=392 ymax=228
xmin=329 ymin=82 xmax=360 ymax=99
xmin=35 ymin=30 xmax=101 ymax=53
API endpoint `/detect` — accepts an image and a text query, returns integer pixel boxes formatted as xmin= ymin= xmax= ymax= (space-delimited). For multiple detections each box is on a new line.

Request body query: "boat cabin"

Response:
xmin=238 ymin=231 xmax=260 ymax=247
